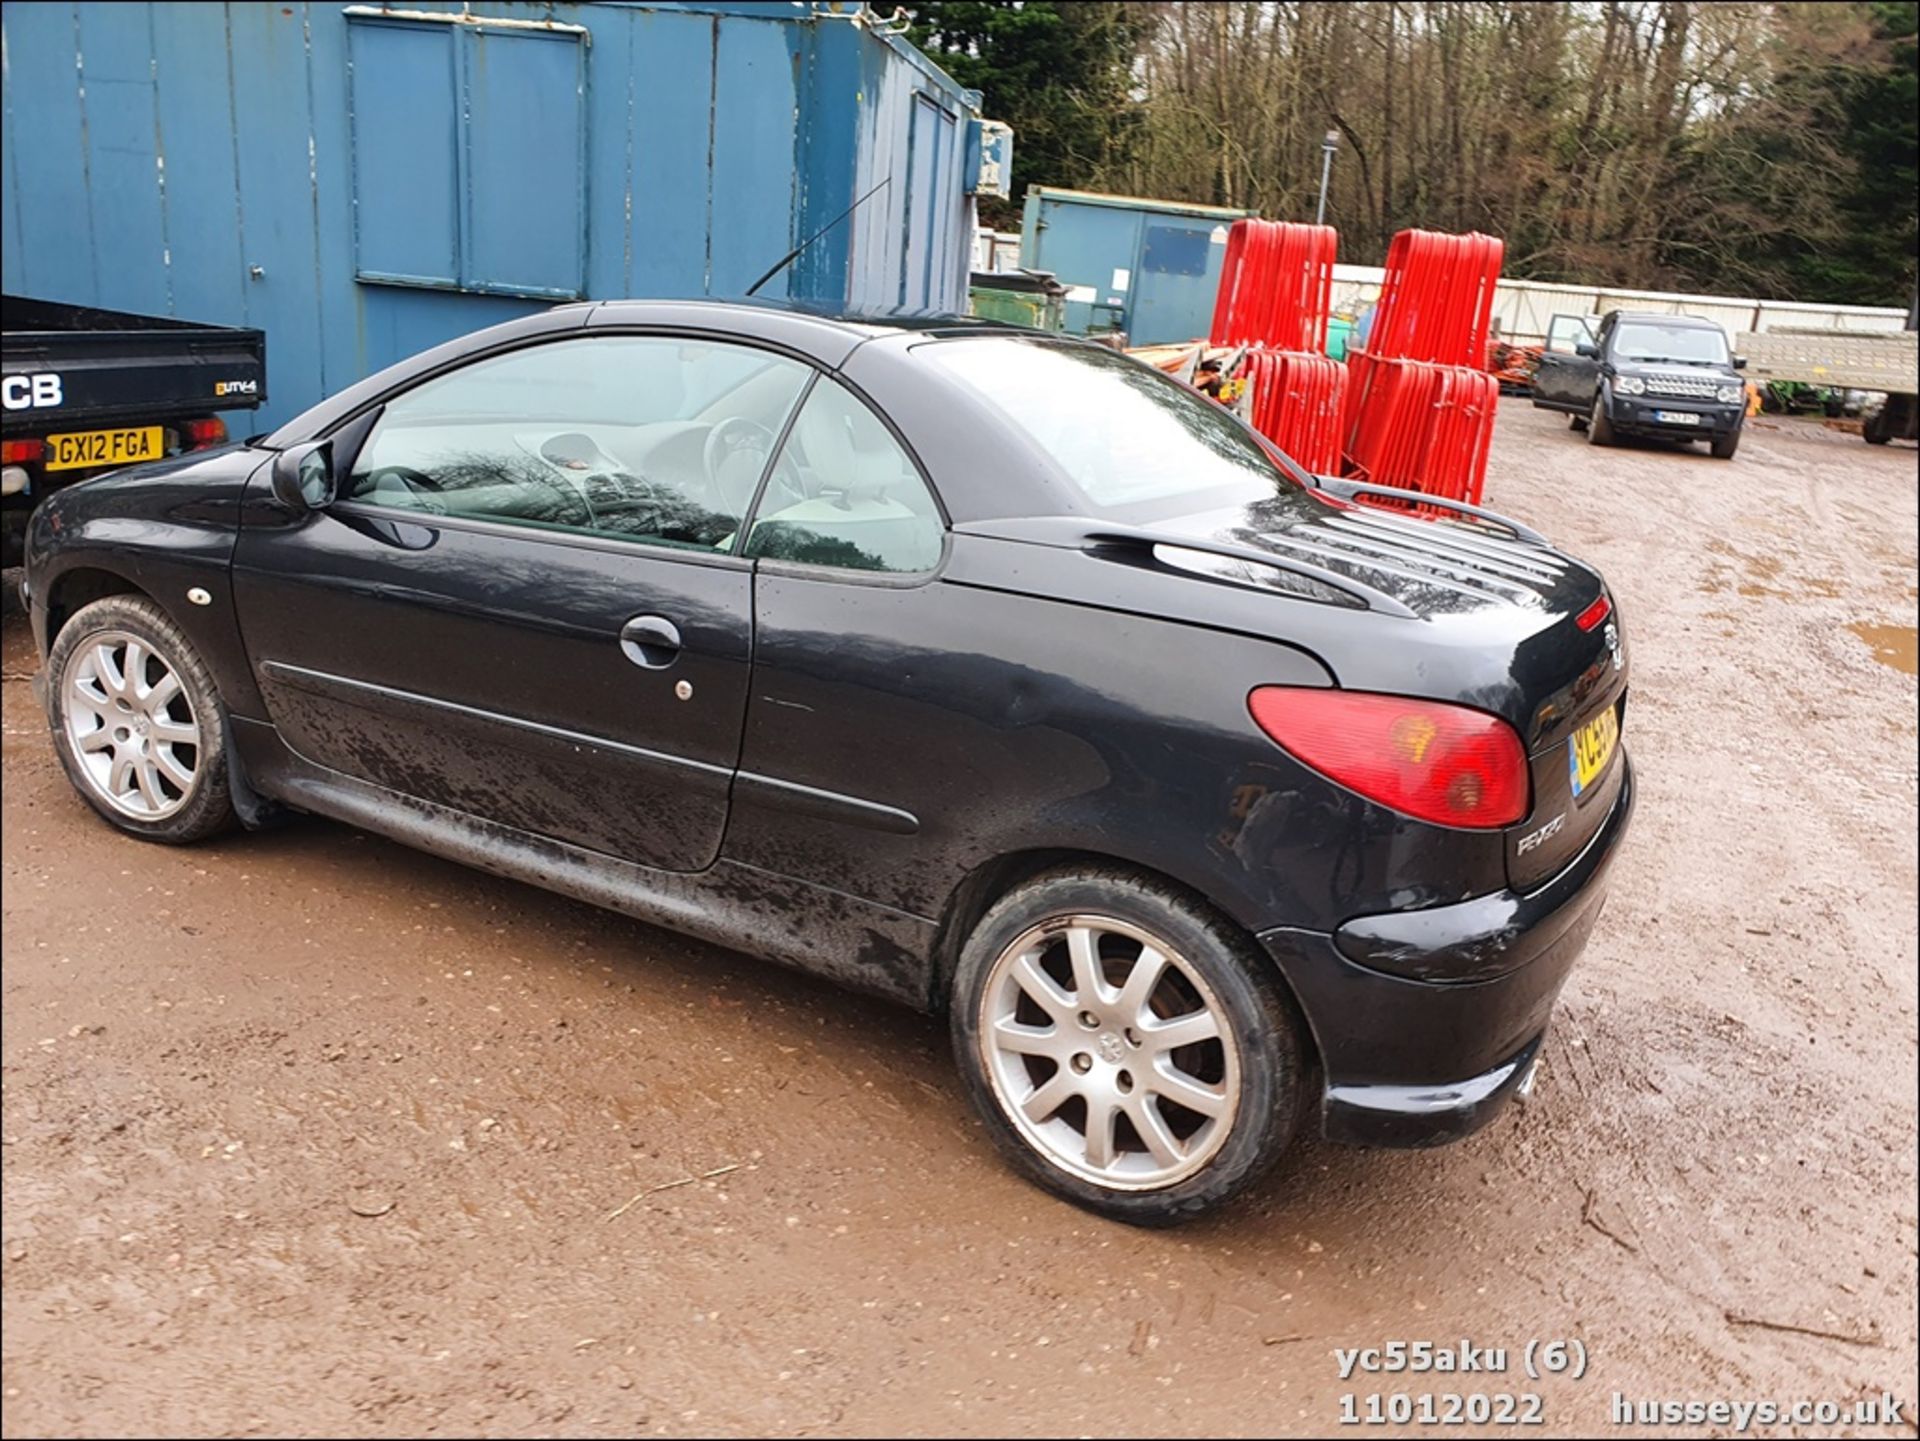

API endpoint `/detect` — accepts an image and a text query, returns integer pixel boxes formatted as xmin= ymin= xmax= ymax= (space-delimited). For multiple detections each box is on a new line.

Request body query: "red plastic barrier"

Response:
xmin=1340 ymin=348 xmax=1379 ymax=458
xmin=1341 ymin=353 xmax=1498 ymax=505
xmin=1209 ymin=219 xmax=1337 ymax=352
xmin=1216 ymin=221 xmax=1507 ymax=503
xmin=1209 ymin=222 xmax=1249 ymax=345
xmin=1364 ymin=229 xmax=1505 ymax=369
xmin=1341 ymin=228 xmax=1505 ymax=506
xmin=1239 ymin=348 xmax=1348 ymax=475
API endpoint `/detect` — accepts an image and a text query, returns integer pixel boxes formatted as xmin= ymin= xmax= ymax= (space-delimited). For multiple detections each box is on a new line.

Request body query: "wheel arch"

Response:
xmin=44 ymin=565 xmax=150 ymax=648
xmin=926 ymin=846 xmax=1321 ymax=1073
xmin=35 ymin=543 xmax=266 ymax=724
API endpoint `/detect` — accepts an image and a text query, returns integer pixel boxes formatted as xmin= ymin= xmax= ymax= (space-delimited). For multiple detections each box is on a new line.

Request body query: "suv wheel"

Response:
xmin=1587 ymin=394 xmax=1616 ymax=446
xmin=950 ymin=866 xmax=1306 ymax=1225
xmin=45 ymin=595 xmax=236 ymax=843
xmin=1569 ymin=413 xmax=1589 ymax=433
xmin=1710 ymin=428 xmax=1740 ymax=460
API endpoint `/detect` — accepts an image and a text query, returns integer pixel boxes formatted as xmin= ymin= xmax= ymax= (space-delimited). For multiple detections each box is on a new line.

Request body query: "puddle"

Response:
xmin=1848 ymin=622 xmax=1919 ymax=674
xmin=1698 ymin=538 xmax=1844 ymax=600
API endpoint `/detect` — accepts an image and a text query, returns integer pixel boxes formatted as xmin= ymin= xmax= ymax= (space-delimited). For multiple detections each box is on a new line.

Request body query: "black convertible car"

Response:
xmin=22 ymin=301 xmax=1633 ymax=1223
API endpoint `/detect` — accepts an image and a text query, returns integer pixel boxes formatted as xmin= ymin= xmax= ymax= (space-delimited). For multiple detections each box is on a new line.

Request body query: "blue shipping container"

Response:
xmin=1018 ymin=187 xmax=1253 ymax=347
xmin=1 ymin=1 xmax=985 ymax=429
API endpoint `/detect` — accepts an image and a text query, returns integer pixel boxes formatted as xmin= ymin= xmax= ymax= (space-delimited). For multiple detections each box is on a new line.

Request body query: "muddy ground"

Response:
xmin=2 ymin=405 xmax=1916 ymax=1438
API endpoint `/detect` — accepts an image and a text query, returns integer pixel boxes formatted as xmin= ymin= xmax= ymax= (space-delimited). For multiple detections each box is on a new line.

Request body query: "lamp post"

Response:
xmin=1315 ymin=129 xmax=1340 ymax=226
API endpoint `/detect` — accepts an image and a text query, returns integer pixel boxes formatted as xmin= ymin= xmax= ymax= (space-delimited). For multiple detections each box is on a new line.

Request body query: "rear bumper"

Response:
xmin=1259 ymin=753 xmax=1635 ymax=1148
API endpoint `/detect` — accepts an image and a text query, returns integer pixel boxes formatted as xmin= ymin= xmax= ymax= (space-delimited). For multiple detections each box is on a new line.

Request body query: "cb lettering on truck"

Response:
xmin=2 ymin=373 xmax=64 ymax=409
xmin=2 ymin=295 xmax=265 ymax=567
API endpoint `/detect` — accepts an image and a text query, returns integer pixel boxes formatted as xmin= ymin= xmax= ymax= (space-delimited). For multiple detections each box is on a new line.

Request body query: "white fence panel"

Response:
xmin=1326 ymin=264 xmax=1906 ymax=345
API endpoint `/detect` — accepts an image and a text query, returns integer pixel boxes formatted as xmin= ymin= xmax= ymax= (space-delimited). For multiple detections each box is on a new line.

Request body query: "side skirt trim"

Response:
xmin=230 ymin=717 xmax=935 ymax=1009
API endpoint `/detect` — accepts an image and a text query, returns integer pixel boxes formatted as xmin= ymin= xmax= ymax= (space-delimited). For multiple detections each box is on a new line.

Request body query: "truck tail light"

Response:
xmin=180 ymin=417 xmax=227 ymax=450
xmin=1 ymin=438 xmax=45 ymax=465
xmin=1247 ymin=686 xmax=1530 ymax=829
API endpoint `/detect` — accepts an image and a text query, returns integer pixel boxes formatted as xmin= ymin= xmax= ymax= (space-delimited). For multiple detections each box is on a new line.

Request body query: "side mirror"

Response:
xmin=1731 ymin=355 xmax=1747 ymax=371
xmin=270 ymin=440 xmax=336 ymax=512
xmin=1574 ymin=341 xmax=1599 ymax=359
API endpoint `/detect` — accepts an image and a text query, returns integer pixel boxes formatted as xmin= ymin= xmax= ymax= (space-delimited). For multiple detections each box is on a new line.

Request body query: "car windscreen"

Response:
xmin=914 ymin=335 xmax=1306 ymax=515
xmin=1612 ymin=322 xmax=1729 ymax=365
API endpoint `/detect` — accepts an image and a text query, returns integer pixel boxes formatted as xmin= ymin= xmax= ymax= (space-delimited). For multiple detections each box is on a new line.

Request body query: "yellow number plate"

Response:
xmin=1568 ymin=705 xmax=1620 ymax=798
xmin=45 ymin=426 xmax=163 ymax=472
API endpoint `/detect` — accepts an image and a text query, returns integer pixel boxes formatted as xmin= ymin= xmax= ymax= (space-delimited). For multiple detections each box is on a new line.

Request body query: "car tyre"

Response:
xmin=950 ymin=865 xmax=1307 ymax=1226
xmin=1569 ymin=413 xmax=1588 ymax=433
xmin=1710 ymin=428 xmax=1740 ymax=460
xmin=1586 ymin=395 xmax=1615 ymax=446
xmin=45 ymin=594 xmax=236 ymax=843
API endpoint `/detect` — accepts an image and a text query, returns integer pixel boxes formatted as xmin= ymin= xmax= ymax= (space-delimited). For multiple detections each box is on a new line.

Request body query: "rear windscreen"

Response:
xmin=915 ymin=335 xmax=1308 ymax=516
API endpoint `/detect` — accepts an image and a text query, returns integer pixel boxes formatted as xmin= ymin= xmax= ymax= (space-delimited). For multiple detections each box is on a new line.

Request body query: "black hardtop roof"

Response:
xmin=1604 ymin=309 xmax=1726 ymax=329
xmin=582 ymin=295 xmax=1032 ymax=337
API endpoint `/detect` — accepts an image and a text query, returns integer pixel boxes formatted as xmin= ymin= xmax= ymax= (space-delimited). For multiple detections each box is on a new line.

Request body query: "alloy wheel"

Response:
xmin=979 ymin=914 xmax=1241 ymax=1190
xmin=62 ymin=629 xmax=201 ymax=820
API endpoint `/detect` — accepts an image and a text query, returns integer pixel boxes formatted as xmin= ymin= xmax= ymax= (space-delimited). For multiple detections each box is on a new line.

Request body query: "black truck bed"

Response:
xmin=3 ymin=295 xmax=266 ymax=430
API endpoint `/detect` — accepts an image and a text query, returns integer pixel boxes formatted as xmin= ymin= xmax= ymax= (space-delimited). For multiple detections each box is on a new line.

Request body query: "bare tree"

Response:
xmin=1087 ymin=0 xmax=1908 ymax=301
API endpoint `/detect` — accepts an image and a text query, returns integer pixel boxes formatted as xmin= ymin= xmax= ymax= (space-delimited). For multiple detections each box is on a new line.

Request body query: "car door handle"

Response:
xmin=619 ymin=615 xmax=682 ymax=669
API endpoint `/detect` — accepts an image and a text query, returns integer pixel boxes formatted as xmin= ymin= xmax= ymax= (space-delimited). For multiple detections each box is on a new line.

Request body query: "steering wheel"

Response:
xmin=365 ymin=464 xmax=449 ymax=515
xmin=703 ymin=417 xmax=807 ymax=520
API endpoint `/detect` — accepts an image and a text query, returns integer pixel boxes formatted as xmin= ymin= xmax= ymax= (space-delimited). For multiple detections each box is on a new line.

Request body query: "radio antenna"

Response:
xmin=745 ymin=177 xmax=891 ymax=298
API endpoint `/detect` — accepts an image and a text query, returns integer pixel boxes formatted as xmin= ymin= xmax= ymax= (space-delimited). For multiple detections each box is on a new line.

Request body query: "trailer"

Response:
xmin=1732 ymin=327 xmax=1918 ymax=393
xmin=1731 ymin=328 xmax=1919 ymax=445
xmin=2 ymin=296 xmax=266 ymax=565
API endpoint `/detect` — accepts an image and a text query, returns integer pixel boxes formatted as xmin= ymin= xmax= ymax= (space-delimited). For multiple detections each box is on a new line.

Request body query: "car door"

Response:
xmin=721 ymin=371 xmax=958 ymax=909
xmin=1532 ymin=313 xmax=1599 ymax=410
xmin=231 ymin=332 xmax=815 ymax=872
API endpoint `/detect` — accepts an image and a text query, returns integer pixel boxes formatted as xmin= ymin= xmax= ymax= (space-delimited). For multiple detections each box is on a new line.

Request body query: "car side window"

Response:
xmin=345 ymin=336 xmax=812 ymax=552
xmin=1545 ymin=314 xmax=1596 ymax=355
xmin=743 ymin=375 xmax=943 ymax=575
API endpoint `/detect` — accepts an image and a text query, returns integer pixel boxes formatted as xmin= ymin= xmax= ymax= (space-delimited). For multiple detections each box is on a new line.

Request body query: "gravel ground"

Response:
xmin=2 ymin=404 xmax=1915 ymax=1438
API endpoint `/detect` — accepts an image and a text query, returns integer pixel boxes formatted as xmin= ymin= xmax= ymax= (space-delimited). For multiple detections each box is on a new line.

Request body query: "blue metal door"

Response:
xmin=1026 ymin=197 xmax=1141 ymax=338
xmin=902 ymin=94 xmax=958 ymax=310
xmin=1130 ymin=219 xmax=1233 ymax=345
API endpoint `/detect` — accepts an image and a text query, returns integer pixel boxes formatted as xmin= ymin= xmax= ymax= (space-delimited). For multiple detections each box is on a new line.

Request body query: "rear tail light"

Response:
xmin=180 ymin=417 xmax=228 ymax=450
xmin=1575 ymin=592 xmax=1612 ymax=632
xmin=1248 ymin=686 xmax=1530 ymax=829
xmin=1 ymin=438 xmax=45 ymax=465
